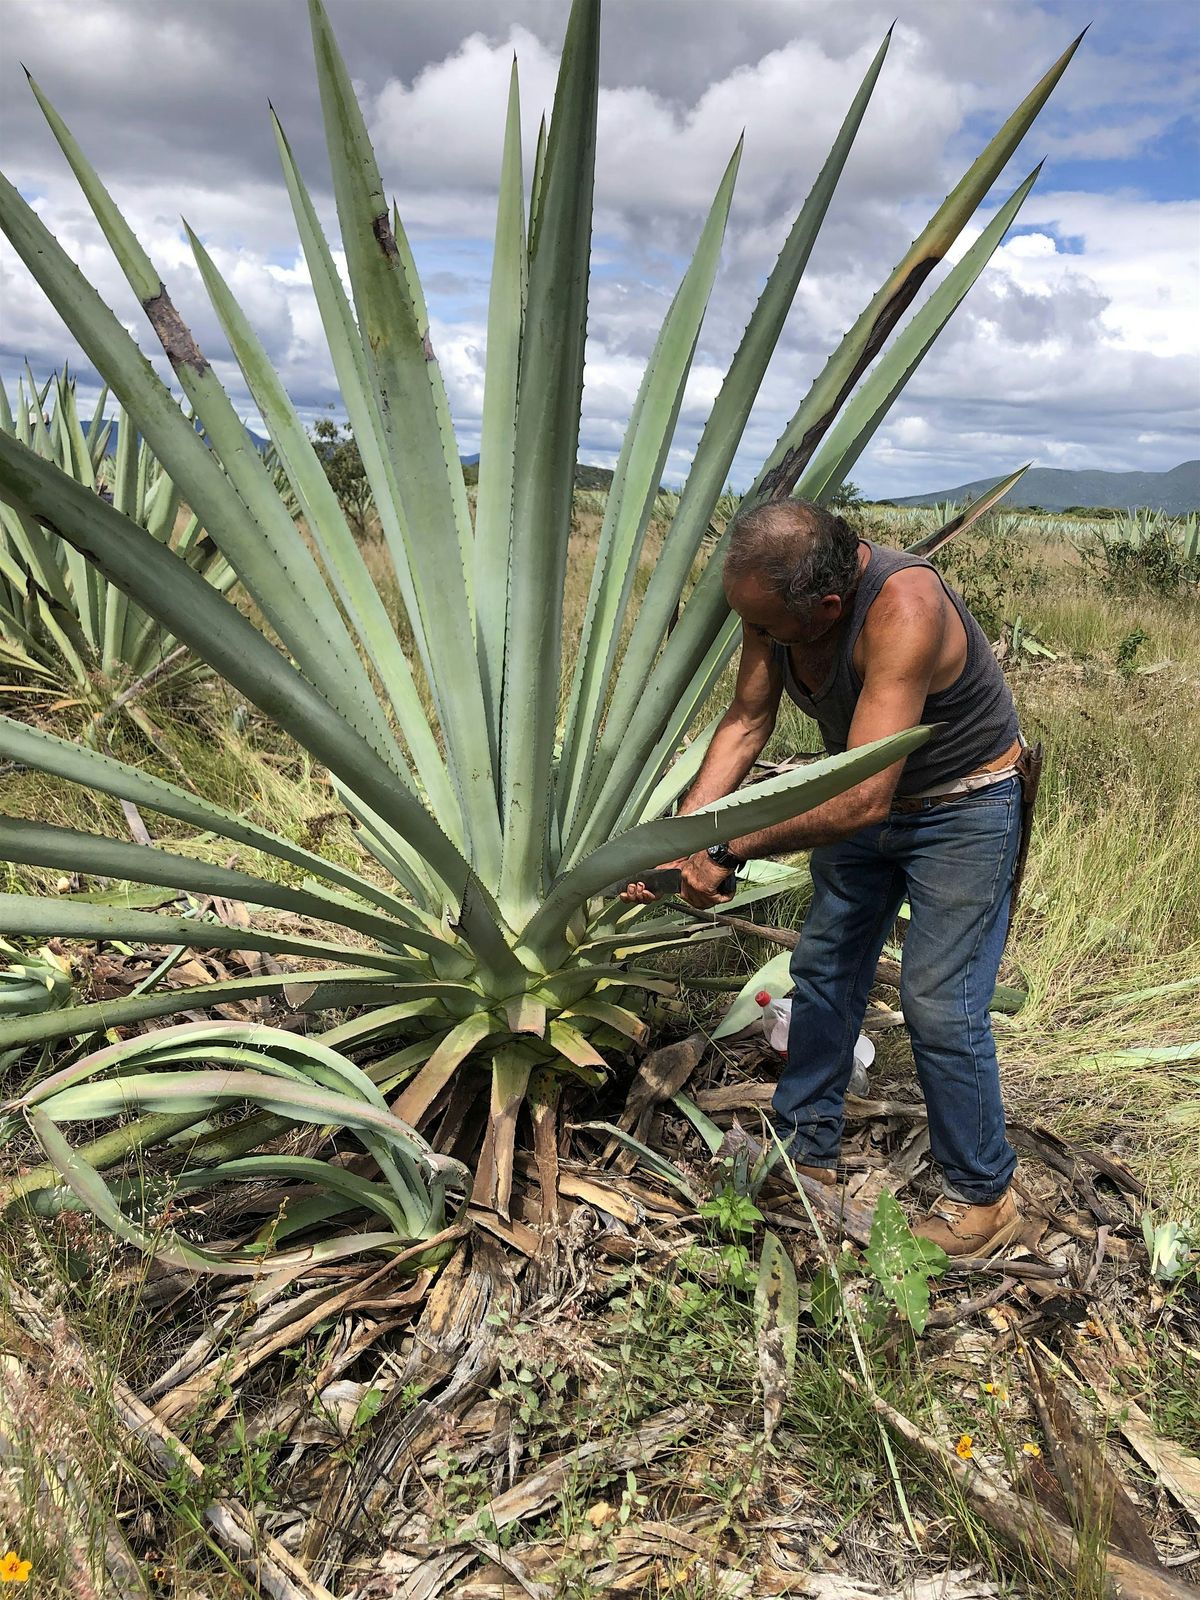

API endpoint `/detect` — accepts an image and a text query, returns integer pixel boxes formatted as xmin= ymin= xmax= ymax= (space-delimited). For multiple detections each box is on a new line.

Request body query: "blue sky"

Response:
xmin=1 ymin=0 xmax=1196 ymax=497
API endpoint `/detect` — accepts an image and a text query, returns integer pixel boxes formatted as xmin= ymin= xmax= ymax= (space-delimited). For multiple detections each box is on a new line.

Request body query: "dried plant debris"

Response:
xmin=3 ymin=1024 xmax=1197 ymax=1596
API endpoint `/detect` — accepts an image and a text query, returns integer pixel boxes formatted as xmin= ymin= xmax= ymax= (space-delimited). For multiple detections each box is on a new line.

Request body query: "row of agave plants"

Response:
xmin=0 ymin=0 xmax=1078 ymax=1273
xmin=0 ymin=367 xmax=234 ymax=711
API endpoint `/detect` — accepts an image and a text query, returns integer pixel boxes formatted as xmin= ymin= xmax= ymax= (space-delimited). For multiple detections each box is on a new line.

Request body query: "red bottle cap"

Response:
xmin=755 ymin=990 xmax=772 ymax=1006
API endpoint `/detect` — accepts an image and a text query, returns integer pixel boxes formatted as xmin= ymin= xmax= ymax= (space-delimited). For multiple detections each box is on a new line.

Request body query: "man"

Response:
xmin=623 ymin=500 xmax=1026 ymax=1255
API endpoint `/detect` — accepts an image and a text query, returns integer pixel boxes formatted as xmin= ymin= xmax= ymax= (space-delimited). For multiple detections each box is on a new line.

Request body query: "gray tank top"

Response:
xmin=773 ymin=540 xmax=1018 ymax=797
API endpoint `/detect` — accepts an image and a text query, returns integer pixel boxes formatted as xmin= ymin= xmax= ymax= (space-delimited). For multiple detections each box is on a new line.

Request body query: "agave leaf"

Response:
xmin=571 ymin=923 xmax=727 ymax=961
xmin=186 ymin=227 xmax=461 ymax=835
xmin=904 ymin=464 xmax=1032 ymax=556
xmin=474 ymin=59 xmax=525 ymax=766
xmin=562 ymin=998 xmax=649 ymax=1046
xmin=308 ymin=0 xmax=502 ymax=881
xmin=525 ymin=727 xmax=929 ymax=958
xmin=557 ymin=138 xmax=741 ymax=833
xmin=573 ymin=31 xmax=893 ymax=849
xmin=614 ymin=631 xmax=737 ymax=836
xmin=270 ymin=113 xmax=424 ymax=663
xmin=17 ymin=1067 xmax=455 ymax=1192
xmin=573 ymin=1119 xmax=699 ymax=1201
xmin=499 ymin=0 xmax=599 ymax=917
xmin=472 ymin=1043 xmax=536 ymax=1216
xmin=391 ymin=1014 xmax=499 ymax=1127
xmin=10 ymin=91 xmax=405 ymax=772
xmin=546 ymin=1019 xmax=607 ymax=1072
xmin=0 ymin=970 xmax=412 ymax=1054
xmin=29 ymin=1107 xmax=414 ymax=1275
xmin=0 ymin=892 xmax=419 ymax=976
xmin=754 ymin=1230 xmax=799 ymax=1439
xmin=165 ymin=1155 xmax=413 ymax=1236
xmin=0 ymin=437 xmax=507 ymax=941
xmin=504 ymin=992 xmax=548 ymax=1037
xmin=798 ymin=169 xmax=1042 ymax=506
xmin=320 ymin=999 xmax=441 ymax=1051
xmin=751 ymin=34 xmax=1084 ymax=505
xmin=721 ymin=860 xmax=811 ymax=913
xmin=579 ymin=41 xmax=1081 ymax=853
xmin=0 ymin=817 xmax=456 ymax=960
xmin=712 ymin=949 xmax=793 ymax=1040
xmin=0 ymin=715 xmax=408 ymax=919
xmin=528 ymin=114 xmax=548 ymax=254
xmin=672 ymin=1091 xmax=728 ymax=1157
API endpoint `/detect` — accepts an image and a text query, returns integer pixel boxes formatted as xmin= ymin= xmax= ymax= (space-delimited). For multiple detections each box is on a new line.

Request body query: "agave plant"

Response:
xmin=0 ymin=0 xmax=1078 ymax=1234
xmin=0 ymin=369 xmax=234 ymax=710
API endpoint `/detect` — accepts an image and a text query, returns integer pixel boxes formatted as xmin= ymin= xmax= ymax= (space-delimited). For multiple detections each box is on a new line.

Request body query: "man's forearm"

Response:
xmin=678 ymin=713 xmax=772 ymax=816
xmin=731 ymin=776 xmax=892 ymax=858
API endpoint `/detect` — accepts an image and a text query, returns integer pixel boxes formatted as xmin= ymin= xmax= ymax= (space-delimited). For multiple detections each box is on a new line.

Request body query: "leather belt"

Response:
xmin=890 ymin=738 xmax=1023 ymax=813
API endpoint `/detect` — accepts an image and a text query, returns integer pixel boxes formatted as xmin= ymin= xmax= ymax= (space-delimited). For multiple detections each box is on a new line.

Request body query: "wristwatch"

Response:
xmin=706 ymin=841 xmax=744 ymax=872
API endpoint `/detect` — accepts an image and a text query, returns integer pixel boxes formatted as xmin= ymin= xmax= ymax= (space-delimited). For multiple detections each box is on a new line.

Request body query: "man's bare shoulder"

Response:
xmin=862 ymin=563 xmax=947 ymax=639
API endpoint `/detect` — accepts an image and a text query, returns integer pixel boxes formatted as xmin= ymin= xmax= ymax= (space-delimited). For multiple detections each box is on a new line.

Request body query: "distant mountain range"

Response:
xmin=92 ymin=419 xmax=271 ymax=454
xmin=893 ymin=461 xmax=1199 ymax=515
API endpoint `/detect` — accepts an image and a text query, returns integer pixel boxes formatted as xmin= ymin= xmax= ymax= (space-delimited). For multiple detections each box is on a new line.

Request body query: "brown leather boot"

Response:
xmin=913 ymin=1189 xmax=1021 ymax=1257
xmin=797 ymin=1165 xmax=837 ymax=1187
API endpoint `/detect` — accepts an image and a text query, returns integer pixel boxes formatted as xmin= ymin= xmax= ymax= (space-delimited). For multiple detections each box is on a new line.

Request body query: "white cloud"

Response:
xmin=0 ymin=0 xmax=1196 ymax=500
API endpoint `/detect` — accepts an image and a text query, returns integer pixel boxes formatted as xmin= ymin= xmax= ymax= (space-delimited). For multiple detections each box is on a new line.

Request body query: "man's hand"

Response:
xmin=679 ymin=849 xmax=737 ymax=908
xmin=618 ymin=858 xmax=686 ymax=905
xmin=617 ymin=851 xmax=735 ymax=908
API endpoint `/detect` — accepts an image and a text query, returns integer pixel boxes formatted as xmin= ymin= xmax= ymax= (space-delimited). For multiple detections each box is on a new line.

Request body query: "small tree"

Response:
xmin=310 ymin=415 xmax=373 ymax=534
xmin=827 ymin=479 xmax=864 ymax=511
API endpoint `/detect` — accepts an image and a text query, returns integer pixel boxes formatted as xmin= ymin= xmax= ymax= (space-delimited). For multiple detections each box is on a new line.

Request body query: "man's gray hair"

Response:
xmin=723 ymin=499 xmax=860 ymax=611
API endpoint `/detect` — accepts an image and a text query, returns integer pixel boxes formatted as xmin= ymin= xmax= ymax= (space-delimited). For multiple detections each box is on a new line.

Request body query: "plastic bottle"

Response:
xmin=755 ymin=990 xmax=875 ymax=1095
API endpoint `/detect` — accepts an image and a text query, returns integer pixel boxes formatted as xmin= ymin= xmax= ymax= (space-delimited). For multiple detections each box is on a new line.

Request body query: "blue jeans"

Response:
xmin=774 ymin=776 xmax=1021 ymax=1204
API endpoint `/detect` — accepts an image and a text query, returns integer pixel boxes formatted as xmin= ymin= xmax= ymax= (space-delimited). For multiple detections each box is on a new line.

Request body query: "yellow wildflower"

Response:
xmin=0 ymin=1552 xmax=31 ymax=1584
xmin=983 ymin=1382 xmax=1009 ymax=1402
xmin=1022 ymin=1441 xmax=1042 ymax=1457
xmin=955 ymin=1434 xmax=974 ymax=1460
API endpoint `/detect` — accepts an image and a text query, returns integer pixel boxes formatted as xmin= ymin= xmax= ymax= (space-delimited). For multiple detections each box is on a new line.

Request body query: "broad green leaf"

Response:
xmin=864 ymin=1189 xmax=948 ymax=1335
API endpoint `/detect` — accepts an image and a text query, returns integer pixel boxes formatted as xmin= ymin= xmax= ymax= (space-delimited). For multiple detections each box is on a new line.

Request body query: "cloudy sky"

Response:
xmin=2 ymin=0 xmax=1197 ymax=497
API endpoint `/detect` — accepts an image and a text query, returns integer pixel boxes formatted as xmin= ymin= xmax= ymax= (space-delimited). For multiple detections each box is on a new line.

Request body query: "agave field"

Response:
xmin=1 ymin=3 xmax=1197 ymax=1596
